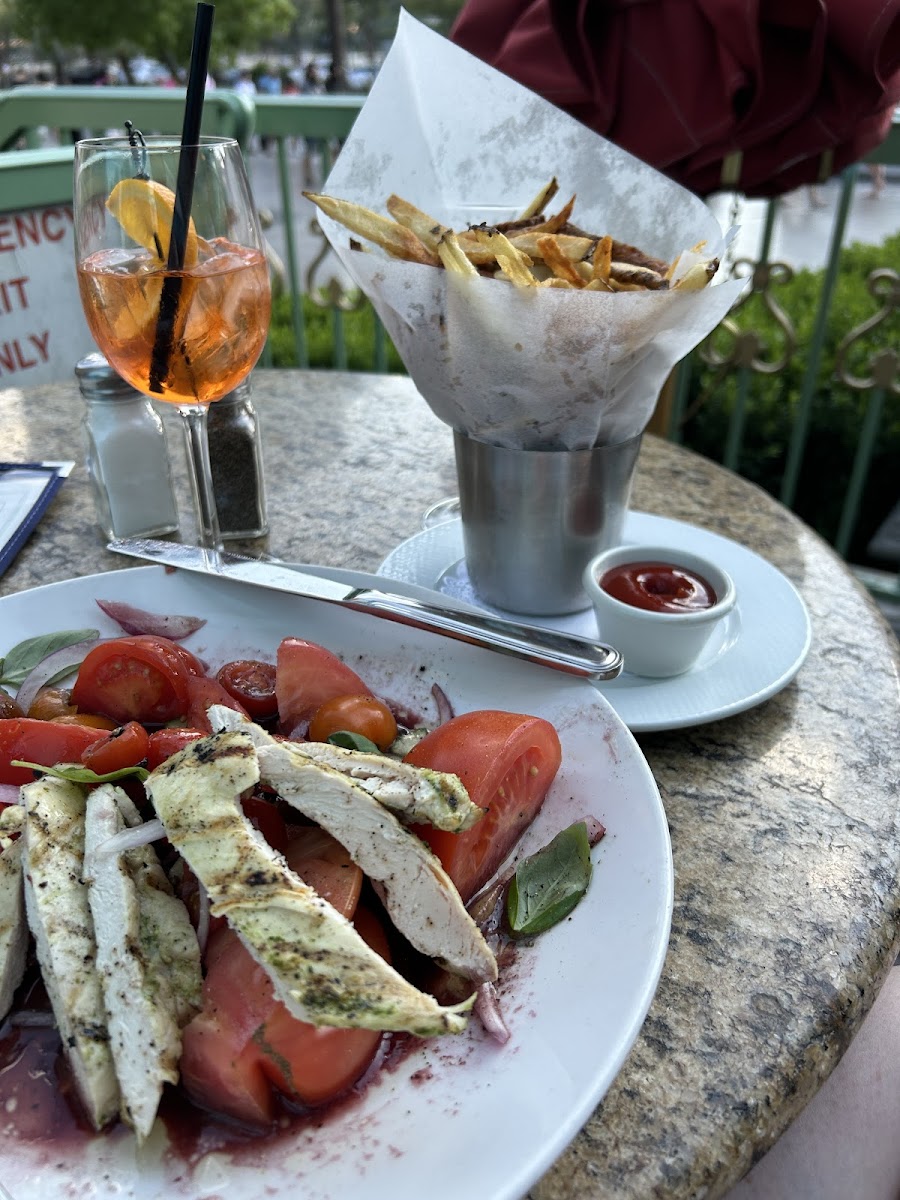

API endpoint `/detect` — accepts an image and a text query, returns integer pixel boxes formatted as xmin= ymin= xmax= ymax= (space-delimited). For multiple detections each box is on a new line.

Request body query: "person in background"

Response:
xmin=233 ymin=69 xmax=256 ymax=101
xmin=303 ymin=61 xmax=325 ymax=187
xmin=232 ymin=70 xmax=258 ymax=150
xmin=256 ymin=64 xmax=281 ymax=151
xmin=867 ymin=162 xmax=887 ymax=197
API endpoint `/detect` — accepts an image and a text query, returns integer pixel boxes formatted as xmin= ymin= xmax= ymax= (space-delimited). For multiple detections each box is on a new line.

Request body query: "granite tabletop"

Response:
xmin=2 ymin=368 xmax=899 ymax=1200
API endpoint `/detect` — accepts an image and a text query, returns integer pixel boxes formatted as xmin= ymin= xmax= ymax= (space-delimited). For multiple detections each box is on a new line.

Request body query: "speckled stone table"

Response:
xmin=2 ymin=369 xmax=899 ymax=1200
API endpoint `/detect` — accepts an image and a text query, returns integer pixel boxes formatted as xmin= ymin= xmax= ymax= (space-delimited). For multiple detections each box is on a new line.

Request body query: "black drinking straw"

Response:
xmin=149 ymin=1 xmax=215 ymax=395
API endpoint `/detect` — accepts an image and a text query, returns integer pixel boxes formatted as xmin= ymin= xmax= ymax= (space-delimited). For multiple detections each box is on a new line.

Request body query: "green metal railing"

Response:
xmin=1 ymin=85 xmax=897 ymax=597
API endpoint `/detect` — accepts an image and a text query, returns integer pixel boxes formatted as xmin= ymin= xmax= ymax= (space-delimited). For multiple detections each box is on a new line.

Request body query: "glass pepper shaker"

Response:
xmin=205 ymin=378 xmax=268 ymax=539
xmin=76 ymin=352 xmax=179 ymax=541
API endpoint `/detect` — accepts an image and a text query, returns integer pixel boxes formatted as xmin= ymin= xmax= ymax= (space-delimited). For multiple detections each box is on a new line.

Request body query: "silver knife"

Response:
xmin=108 ymin=538 xmax=623 ymax=683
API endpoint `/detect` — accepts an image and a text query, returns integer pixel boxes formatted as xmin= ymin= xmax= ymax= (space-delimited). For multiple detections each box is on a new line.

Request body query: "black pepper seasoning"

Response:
xmin=205 ymin=379 xmax=268 ymax=539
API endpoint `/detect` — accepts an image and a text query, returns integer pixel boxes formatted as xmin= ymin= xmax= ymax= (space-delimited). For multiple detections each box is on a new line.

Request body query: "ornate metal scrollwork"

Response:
xmin=835 ymin=269 xmax=900 ymax=395
xmin=304 ymin=218 xmax=366 ymax=313
xmin=699 ymin=257 xmax=797 ymax=375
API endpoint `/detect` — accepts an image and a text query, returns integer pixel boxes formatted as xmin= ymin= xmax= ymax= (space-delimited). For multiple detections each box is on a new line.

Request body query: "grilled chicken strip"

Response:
xmin=258 ymin=740 xmax=497 ymax=984
xmin=0 ymin=839 xmax=27 ymax=1022
xmin=145 ymin=731 xmax=475 ymax=1037
xmin=20 ymin=776 xmax=120 ymax=1130
xmin=84 ymin=785 xmax=201 ymax=1142
xmin=207 ymin=704 xmax=482 ymax=831
xmin=112 ymin=792 xmax=203 ymax=1029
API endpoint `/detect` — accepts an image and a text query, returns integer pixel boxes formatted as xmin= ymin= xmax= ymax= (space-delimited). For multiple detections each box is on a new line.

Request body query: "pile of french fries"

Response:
xmin=305 ymin=178 xmax=717 ymax=293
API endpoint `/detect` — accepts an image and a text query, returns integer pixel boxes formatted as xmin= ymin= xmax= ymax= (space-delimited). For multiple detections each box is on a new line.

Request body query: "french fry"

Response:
xmin=592 ymin=235 xmax=612 ymax=285
xmin=673 ymin=259 xmax=719 ymax=290
xmin=304 ymin=192 xmax=439 ymax=266
xmin=517 ymin=177 xmax=559 ymax=220
xmin=437 ymin=231 xmax=479 ymax=276
xmin=508 ymin=231 xmax=594 ymax=262
xmin=473 ymin=229 xmax=536 ymax=288
xmin=386 ymin=194 xmax=450 ymax=255
xmin=537 ymin=235 xmax=586 ymax=287
xmin=309 ymin=181 xmax=717 ymax=296
xmin=527 ymin=194 xmax=576 ymax=235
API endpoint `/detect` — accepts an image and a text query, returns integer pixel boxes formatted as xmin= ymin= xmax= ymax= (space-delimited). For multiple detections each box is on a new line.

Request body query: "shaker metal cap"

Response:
xmin=75 ymin=352 xmax=139 ymax=400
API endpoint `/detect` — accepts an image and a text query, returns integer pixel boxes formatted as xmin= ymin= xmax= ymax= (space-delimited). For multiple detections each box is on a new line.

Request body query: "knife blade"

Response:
xmin=108 ymin=538 xmax=623 ymax=683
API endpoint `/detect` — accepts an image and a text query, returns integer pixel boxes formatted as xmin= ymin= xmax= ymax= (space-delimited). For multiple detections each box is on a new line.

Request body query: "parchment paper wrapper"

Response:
xmin=316 ymin=11 xmax=747 ymax=450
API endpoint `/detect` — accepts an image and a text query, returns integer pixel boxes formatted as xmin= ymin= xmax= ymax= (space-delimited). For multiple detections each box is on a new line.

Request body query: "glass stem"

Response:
xmin=179 ymin=404 xmax=222 ymax=553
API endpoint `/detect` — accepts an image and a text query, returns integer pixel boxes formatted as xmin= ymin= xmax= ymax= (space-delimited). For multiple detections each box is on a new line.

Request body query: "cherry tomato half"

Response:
xmin=50 ymin=713 xmax=119 ymax=730
xmin=80 ymin=721 xmax=150 ymax=775
xmin=146 ymin=727 xmax=205 ymax=771
xmin=308 ymin=694 xmax=398 ymax=751
xmin=216 ymin=660 xmax=278 ymax=721
xmin=0 ymin=693 xmax=24 ymax=721
xmin=26 ymin=687 xmax=75 ymax=721
xmin=71 ymin=637 xmax=195 ymax=725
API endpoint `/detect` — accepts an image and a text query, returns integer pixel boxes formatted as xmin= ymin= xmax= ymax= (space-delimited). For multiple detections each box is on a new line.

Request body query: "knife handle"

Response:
xmin=344 ymin=594 xmax=623 ymax=682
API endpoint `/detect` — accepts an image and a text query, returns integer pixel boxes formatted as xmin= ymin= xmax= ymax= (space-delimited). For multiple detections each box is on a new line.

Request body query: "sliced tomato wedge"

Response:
xmin=80 ymin=721 xmax=150 ymax=774
xmin=0 ymin=717 xmax=107 ymax=785
xmin=185 ymin=675 xmax=249 ymax=734
xmin=179 ymin=1008 xmax=275 ymax=1127
xmin=285 ymin=827 xmax=362 ymax=918
xmin=405 ymin=710 xmax=562 ymax=902
xmin=180 ymin=840 xmax=378 ymax=1124
xmin=242 ymin=794 xmax=289 ymax=856
xmin=275 ymin=638 xmax=373 ymax=733
xmin=71 ymin=637 xmax=195 ymax=725
xmin=255 ymin=907 xmax=389 ymax=1107
xmin=131 ymin=635 xmax=205 ymax=678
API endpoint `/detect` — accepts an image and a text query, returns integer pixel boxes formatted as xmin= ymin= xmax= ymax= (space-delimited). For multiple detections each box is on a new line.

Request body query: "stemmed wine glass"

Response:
xmin=73 ymin=134 xmax=271 ymax=549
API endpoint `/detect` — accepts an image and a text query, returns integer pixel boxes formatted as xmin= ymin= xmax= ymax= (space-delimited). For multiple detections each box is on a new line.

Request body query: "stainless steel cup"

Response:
xmin=453 ymin=430 xmax=642 ymax=615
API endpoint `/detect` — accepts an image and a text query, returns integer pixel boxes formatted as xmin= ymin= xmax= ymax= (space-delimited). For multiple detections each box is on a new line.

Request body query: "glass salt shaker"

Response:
xmin=76 ymin=352 xmax=179 ymax=541
xmin=205 ymin=378 xmax=268 ymax=539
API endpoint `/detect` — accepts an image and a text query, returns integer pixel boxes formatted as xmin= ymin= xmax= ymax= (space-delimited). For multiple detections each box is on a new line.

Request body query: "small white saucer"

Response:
xmin=378 ymin=512 xmax=812 ymax=732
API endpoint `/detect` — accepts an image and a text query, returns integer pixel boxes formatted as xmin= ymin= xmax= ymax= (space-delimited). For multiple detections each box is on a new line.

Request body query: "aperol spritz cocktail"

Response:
xmin=77 ymin=240 xmax=270 ymax=405
xmin=74 ymin=136 xmax=271 ymax=546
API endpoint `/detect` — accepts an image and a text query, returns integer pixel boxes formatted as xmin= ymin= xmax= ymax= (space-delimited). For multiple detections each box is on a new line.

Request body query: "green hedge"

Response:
xmin=268 ymin=294 xmax=405 ymax=373
xmin=268 ymin=235 xmax=900 ymax=565
xmin=680 ymin=232 xmax=900 ymax=564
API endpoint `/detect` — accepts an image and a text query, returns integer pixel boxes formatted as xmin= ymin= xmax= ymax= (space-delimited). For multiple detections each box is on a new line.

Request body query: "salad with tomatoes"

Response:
xmin=0 ymin=604 xmax=599 ymax=1147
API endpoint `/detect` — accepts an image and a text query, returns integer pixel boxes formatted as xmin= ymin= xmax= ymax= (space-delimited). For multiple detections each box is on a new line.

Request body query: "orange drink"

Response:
xmin=77 ymin=240 xmax=271 ymax=405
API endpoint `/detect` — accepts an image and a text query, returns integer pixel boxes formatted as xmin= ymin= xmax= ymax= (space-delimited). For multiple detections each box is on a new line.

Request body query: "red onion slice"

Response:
xmin=431 ymin=683 xmax=455 ymax=726
xmin=96 ymin=599 xmax=206 ymax=641
xmin=583 ymin=817 xmax=607 ymax=846
xmin=474 ymin=981 xmax=510 ymax=1045
xmin=0 ymin=784 xmax=21 ymax=806
xmin=92 ymin=818 xmax=166 ymax=858
xmin=14 ymin=636 xmax=105 ymax=717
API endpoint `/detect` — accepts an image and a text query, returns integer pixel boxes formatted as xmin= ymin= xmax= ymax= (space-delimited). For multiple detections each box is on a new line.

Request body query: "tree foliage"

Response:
xmin=10 ymin=0 xmax=295 ymax=74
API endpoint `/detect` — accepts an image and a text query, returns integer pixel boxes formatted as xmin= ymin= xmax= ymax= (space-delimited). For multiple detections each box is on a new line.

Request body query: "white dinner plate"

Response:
xmin=0 ymin=566 xmax=673 ymax=1200
xmin=378 ymin=512 xmax=812 ymax=733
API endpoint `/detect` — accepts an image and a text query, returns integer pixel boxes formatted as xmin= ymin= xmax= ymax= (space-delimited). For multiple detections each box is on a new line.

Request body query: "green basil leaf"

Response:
xmin=11 ymin=759 xmax=149 ymax=785
xmin=507 ymin=821 xmax=593 ymax=938
xmin=326 ymin=731 xmax=380 ymax=753
xmin=0 ymin=630 xmax=100 ymax=687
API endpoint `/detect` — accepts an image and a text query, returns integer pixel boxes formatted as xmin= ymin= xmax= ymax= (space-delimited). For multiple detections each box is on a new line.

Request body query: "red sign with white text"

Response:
xmin=0 ymin=206 xmax=94 ymax=387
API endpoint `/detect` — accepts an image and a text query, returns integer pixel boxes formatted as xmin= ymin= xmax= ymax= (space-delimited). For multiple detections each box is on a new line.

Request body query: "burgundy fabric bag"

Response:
xmin=450 ymin=0 xmax=900 ymax=196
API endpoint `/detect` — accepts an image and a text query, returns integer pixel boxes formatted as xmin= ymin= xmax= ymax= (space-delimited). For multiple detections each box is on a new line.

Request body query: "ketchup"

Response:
xmin=600 ymin=561 xmax=717 ymax=614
